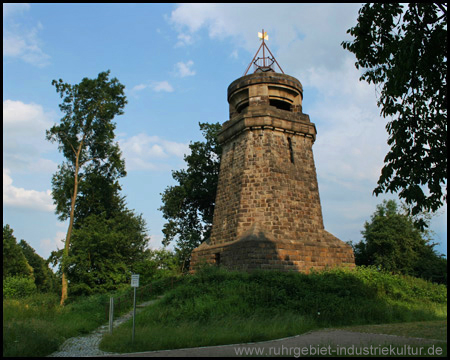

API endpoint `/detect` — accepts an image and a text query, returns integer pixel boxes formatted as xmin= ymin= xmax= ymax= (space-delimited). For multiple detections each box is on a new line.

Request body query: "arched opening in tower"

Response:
xmin=269 ymin=99 xmax=291 ymax=111
xmin=237 ymin=101 xmax=249 ymax=113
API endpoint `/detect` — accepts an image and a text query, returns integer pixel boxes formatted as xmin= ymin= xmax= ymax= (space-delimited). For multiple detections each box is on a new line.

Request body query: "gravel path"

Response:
xmin=47 ymin=299 xmax=159 ymax=357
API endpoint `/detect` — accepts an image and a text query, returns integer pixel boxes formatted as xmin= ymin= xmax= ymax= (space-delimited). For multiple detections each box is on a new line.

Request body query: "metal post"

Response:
xmin=109 ymin=297 xmax=114 ymax=334
xmin=262 ymin=29 xmax=265 ymax=68
xmin=132 ymin=286 xmax=136 ymax=342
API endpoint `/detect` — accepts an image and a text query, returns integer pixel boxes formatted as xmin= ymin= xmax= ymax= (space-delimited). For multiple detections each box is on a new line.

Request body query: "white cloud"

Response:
xmin=3 ymin=99 xmax=51 ymax=132
xmin=3 ymin=100 xmax=57 ymax=173
xmin=3 ymin=4 xmax=50 ymax=67
xmin=152 ymin=81 xmax=174 ymax=92
xmin=169 ymin=3 xmax=217 ymax=34
xmin=147 ymin=233 xmax=166 ymax=249
xmin=168 ymin=4 xmax=361 ymax=73
xmin=309 ymin=58 xmax=389 ymax=188
xmin=175 ymin=60 xmax=196 ymax=77
xmin=131 ymin=81 xmax=174 ymax=94
xmin=40 ymin=230 xmax=66 ymax=256
xmin=3 ymin=168 xmax=55 ymax=212
xmin=119 ymin=133 xmax=190 ymax=171
xmin=132 ymin=83 xmax=148 ymax=92
xmin=3 ymin=3 xmax=30 ymax=18
xmin=175 ymin=32 xmax=194 ymax=47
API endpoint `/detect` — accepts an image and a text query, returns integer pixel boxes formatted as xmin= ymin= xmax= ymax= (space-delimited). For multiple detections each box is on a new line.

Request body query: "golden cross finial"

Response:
xmin=258 ymin=30 xmax=268 ymax=41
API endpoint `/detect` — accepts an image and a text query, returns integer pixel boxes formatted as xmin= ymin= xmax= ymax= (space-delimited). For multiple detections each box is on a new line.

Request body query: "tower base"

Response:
xmin=190 ymin=223 xmax=355 ymax=273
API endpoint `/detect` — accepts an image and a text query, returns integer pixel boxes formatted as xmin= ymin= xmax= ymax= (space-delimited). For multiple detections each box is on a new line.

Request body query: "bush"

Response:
xmin=3 ymin=276 xmax=37 ymax=299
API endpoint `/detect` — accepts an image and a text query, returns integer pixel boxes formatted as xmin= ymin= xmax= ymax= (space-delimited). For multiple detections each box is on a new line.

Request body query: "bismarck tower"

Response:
xmin=190 ymin=30 xmax=355 ymax=272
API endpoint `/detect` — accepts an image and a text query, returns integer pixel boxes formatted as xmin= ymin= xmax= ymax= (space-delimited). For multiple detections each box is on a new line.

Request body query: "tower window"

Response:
xmin=236 ymin=101 xmax=249 ymax=113
xmin=231 ymin=142 xmax=236 ymax=167
xmin=287 ymin=137 xmax=294 ymax=164
xmin=270 ymin=99 xmax=291 ymax=111
xmin=214 ymin=253 xmax=221 ymax=266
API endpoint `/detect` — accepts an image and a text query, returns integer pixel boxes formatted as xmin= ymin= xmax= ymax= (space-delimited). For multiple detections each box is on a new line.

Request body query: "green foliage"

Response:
xmin=3 ymin=276 xmax=37 ymax=299
xmin=19 ymin=239 xmax=59 ymax=293
xmin=132 ymin=248 xmax=180 ymax=284
xmin=342 ymin=4 xmax=447 ymax=220
xmin=351 ymin=200 xmax=447 ymax=284
xmin=3 ymin=224 xmax=60 ymax=296
xmin=160 ymin=122 xmax=222 ymax=270
xmin=73 ymin=170 xmax=125 ymax=226
xmin=47 ymin=70 xmax=127 ymax=222
xmin=3 ymin=224 xmax=33 ymax=279
xmin=49 ymin=210 xmax=149 ymax=296
xmin=414 ymin=250 xmax=447 ymax=285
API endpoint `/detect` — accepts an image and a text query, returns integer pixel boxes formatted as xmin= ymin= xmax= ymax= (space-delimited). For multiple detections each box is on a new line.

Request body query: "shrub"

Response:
xmin=3 ymin=276 xmax=37 ymax=299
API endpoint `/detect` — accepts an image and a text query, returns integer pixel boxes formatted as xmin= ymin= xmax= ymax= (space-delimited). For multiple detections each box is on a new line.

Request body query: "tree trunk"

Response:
xmin=60 ymin=272 xmax=68 ymax=306
xmin=60 ymin=143 xmax=83 ymax=306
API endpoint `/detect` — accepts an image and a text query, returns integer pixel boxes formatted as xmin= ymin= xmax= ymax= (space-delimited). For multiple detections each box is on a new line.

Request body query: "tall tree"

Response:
xmin=342 ymin=4 xmax=447 ymax=226
xmin=159 ymin=122 xmax=222 ymax=271
xmin=57 ymin=208 xmax=149 ymax=295
xmin=19 ymin=239 xmax=59 ymax=293
xmin=351 ymin=200 xmax=447 ymax=284
xmin=46 ymin=70 xmax=127 ymax=305
xmin=48 ymin=181 xmax=151 ymax=296
xmin=3 ymin=224 xmax=33 ymax=279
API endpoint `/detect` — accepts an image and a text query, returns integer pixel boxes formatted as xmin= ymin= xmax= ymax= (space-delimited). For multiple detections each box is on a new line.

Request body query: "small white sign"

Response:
xmin=131 ymin=274 xmax=140 ymax=287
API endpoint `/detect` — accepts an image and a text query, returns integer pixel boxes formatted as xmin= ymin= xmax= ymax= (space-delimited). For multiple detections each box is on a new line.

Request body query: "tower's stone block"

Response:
xmin=190 ymin=72 xmax=355 ymax=272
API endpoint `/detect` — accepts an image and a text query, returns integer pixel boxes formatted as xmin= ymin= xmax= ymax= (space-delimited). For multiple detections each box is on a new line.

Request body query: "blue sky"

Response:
xmin=3 ymin=3 xmax=447 ymax=260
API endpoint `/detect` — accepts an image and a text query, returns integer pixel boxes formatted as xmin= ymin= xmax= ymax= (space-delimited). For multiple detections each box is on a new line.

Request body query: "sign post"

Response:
xmin=109 ymin=297 xmax=114 ymax=334
xmin=131 ymin=274 xmax=139 ymax=343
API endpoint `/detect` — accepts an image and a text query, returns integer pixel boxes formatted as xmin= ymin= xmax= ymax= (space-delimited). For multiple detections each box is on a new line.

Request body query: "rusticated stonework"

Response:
xmin=190 ymin=72 xmax=355 ymax=272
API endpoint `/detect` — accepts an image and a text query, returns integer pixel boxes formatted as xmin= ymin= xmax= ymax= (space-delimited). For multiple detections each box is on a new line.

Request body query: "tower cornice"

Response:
xmin=218 ymin=108 xmax=316 ymax=146
xmin=228 ymin=72 xmax=303 ymax=102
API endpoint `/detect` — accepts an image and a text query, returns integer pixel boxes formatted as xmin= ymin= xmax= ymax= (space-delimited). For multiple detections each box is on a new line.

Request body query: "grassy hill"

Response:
xmin=3 ymin=265 xmax=446 ymax=356
xmin=99 ymin=265 xmax=447 ymax=353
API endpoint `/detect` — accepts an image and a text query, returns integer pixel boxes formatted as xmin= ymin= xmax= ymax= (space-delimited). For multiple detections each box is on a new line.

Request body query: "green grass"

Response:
xmin=101 ymin=312 xmax=318 ymax=353
xmin=3 ymin=292 xmax=110 ymax=357
xmin=99 ymin=266 xmax=447 ymax=354
xmin=2 ymin=277 xmax=177 ymax=357
xmin=341 ymin=320 xmax=447 ymax=341
xmin=3 ymin=268 xmax=446 ymax=356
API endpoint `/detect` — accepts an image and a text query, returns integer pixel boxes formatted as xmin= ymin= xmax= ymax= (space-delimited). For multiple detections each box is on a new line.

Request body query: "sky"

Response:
xmin=3 ymin=3 xmax=447 ymax=262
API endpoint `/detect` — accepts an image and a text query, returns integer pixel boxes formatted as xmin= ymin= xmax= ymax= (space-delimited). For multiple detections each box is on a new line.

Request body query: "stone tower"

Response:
xmin=190 ymin=34 xmax=355 ymax=272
